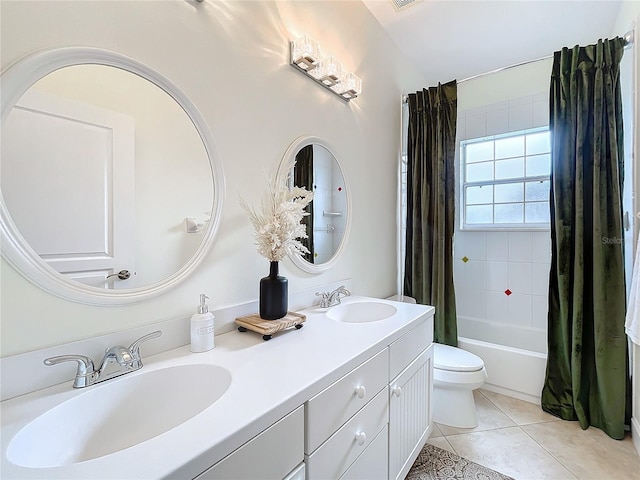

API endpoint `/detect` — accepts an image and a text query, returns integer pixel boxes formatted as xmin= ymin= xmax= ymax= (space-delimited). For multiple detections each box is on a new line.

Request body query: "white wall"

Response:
xmin=454 ymin=59 xmax=553 ymax=354
xmin=0 ymin=0 xmax=427 ymax=356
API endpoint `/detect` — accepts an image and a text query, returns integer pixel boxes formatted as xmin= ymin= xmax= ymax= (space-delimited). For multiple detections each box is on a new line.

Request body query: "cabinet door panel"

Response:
xmin=389 ymin=345 xmax=433 ymax=480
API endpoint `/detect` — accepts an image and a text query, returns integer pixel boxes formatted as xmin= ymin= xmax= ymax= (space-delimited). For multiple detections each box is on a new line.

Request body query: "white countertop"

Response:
xmin=0 ymin=296 xmax=434 ymax=480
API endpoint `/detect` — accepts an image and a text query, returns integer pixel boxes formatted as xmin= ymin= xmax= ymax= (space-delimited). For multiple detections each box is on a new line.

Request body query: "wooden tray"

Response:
xmin=235 ymin=311 xmax=306 ymax=341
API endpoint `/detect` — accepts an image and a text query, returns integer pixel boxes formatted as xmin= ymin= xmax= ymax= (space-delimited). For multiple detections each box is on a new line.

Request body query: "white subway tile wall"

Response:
xmin=465 ymin=111 xmax=487 ymax=139
xmin=486 ymin=290 xmax=508 ymax=322
xmin=486 ymin=232 xmax=509 ymax=261
xmin=454 ymin=93 xmax=551 ymax=353
xmin=486 ymin=108 xmax=509 ymax=136
xmin=509 ymin=262 xmax=533 ymax=294
xmin=486 ymin=261 xmax=509 ymax=291
xmin=509 ymin=232 xmax=534 ymax=262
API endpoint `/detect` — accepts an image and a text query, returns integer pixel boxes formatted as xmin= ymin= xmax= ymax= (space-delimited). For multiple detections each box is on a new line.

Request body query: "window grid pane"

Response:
xmin=526 ymin=153 xmax=550 ymax=177
xmin=466 ymin=161 xmax=494 ymax=182
xmin=525 ymin=201 xmax=550 ymax=223
xmin=494 ymin=182 xmax=524 ymax=204
xmin=495 ymin=136 xmax=524 ymax=159
xmin=466 ymin=205 xmax=493 ymax=224
xmin=462 ymin=128 xmax=550 ymax=228
xmin=494 ymin=203 xmax=524 ymax=223
xmin=466 ymin=185 xmax=494 ymax=205
xmin=526 ymin=131 xmax=550 ymax=155
xmin=466 ymin=141 xmax=494 ymax=164
xmin=525 ymin=180 xmax=550 ymax=202
xmin=495 ymin=158 xmax=525 ymax=180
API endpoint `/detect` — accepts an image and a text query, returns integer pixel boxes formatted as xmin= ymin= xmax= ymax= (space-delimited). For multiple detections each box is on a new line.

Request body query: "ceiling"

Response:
xmin=362 ymin=0 xmax=625 ymax=85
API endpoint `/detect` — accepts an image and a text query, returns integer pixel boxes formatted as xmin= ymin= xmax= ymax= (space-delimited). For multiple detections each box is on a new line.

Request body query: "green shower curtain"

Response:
xmin=404 ymin=81 xmax=458 ymax=346
xmin=541 ymin=37 xmax=629 ymax=440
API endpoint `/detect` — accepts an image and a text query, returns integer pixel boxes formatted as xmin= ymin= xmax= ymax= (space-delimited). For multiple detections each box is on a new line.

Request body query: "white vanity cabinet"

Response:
xmin=195 ymin=406 xmax=304 ymax=480
xmin=388 ymin=319 xmax=433 ymax=480
xmin=303 ymin=313 xmax=434 ymax=480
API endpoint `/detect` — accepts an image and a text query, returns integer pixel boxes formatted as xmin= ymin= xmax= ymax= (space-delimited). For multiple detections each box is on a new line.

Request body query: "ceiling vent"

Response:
xmin=390 ymin=0 xmax=420 ymax=11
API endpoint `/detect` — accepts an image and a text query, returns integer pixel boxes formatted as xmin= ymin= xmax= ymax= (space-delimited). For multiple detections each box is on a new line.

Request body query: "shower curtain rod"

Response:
xmin=402 ymin=30 xmax=634 ymax=104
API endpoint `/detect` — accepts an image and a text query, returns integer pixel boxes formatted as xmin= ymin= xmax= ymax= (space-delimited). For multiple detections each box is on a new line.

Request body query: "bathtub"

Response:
xmin=458 ymin=337 xmax=548 ymax=404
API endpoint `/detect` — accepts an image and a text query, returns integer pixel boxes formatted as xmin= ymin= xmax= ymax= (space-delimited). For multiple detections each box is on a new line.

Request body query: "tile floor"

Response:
xmin=427 ymin=389 xmax=640 ymax=479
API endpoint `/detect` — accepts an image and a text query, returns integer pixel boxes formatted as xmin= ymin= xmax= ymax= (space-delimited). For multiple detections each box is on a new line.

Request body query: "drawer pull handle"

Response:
xmin=354 ymin=385 xmax=367 ymax=399
xmin=355 ymin=431 xmax=367 ymax=446
xmin=392 ymin=386 xmax=403 ymax=397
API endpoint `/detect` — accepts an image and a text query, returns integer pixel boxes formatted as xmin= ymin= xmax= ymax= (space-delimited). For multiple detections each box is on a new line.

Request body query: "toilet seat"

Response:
xmin=433 ymin=343 xmax=484 ymax=372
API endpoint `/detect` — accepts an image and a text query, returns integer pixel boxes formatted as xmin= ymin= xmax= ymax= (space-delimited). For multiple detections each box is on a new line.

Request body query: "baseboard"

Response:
xmin=632 ymin=416 xmax=640 ymax=456
xmin=480 ymin=384 xmax=541 ymax=405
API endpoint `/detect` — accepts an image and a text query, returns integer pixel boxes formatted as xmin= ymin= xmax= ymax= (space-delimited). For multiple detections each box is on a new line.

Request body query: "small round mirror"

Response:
xmin=278 ymin=136 xmax=351 ymax=274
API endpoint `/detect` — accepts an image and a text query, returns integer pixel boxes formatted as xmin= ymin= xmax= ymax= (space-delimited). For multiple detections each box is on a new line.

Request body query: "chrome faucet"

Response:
xmin=44 ymin=330 xmax=162 ymax=388
xmin=316 ymin=285 xmax=351 ymax=308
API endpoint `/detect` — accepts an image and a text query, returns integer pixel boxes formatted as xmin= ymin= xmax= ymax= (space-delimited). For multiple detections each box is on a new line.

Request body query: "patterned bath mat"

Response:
xmin=406 ymin=443 xmax=515 ymax=480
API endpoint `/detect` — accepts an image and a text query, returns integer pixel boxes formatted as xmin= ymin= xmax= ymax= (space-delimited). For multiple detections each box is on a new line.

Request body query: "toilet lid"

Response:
xmin=433 ymin=343 xmax=484 ymax=372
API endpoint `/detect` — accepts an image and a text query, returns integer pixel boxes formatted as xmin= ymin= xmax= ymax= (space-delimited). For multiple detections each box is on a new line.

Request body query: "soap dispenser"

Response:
xmin=190 ymin=294 xmax=215 ymax=353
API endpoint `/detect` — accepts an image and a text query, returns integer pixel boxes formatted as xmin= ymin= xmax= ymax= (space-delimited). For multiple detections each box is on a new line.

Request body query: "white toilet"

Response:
xmin=432 ymin=343 xmax=487 ymax=428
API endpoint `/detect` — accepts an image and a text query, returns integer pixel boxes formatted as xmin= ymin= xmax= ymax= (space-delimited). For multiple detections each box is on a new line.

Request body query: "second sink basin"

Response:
xmin=327 ymin=301 xmax=398 ymax=323
xmin=6 ymin=364 xmax=231 ymax=468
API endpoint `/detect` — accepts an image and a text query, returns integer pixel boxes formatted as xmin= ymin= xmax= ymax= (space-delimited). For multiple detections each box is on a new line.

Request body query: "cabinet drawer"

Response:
xmin=339 ymin=425 xmax=388 ymax=480
xmin=306 ymin=348 xmax=388 ymax=454
xmin=305 ymin=388 xmax=388 ymax=480
xmin=196 ymin=406 xmax=303 ymax=480
xmin=389 ymin=318 xmax=431 ymax=379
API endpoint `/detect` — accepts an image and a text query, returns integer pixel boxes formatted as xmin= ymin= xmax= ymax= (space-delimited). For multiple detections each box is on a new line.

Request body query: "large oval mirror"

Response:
xmin=278 ymin=136 xmax=351 ymax=274
xmin=0 ymin=47 xmax=224 ymax=305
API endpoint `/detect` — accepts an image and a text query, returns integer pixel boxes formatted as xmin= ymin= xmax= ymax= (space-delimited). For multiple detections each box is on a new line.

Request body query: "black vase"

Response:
xmin=260 ymin=261 xmax=288 ymax=320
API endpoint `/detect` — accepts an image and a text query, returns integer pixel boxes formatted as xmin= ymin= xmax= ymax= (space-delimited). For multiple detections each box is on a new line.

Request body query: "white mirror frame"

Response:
xmin=0 ymin=47 xmax=225 ymax=305
xmin=277 ymin=136 xmax=351 ymax=274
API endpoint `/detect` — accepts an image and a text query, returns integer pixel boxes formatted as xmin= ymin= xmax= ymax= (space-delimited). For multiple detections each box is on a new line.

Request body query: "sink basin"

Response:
xmin=6 ymin=364 xmax=231 ymax=468
xmin=327 ymin=301 xmax=397 ymax=323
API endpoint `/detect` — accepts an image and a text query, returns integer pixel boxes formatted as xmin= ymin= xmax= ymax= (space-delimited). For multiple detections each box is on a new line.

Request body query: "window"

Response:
xmin=461 ymin=128 xmax=551 ymax=229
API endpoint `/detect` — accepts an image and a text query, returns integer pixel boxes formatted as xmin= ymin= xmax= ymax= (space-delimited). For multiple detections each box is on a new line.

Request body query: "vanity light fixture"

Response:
xmin=291 ymin=35 xmax=320 ymax=70
xmin=310 ymin=56 xmax=343 ymax=87
xmin=332 ymin=72 xmax=363 ymax=100
xmin=290 ymin=35 xmax=362 ymax=101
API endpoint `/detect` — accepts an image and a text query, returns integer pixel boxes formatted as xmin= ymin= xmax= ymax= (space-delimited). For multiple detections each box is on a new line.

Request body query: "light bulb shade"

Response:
xmin=332 ymin=73 xmax=362 ymax=99
xmin=311 ymin=56 xmax=344 ymax=87
xmin=291 ymin=35 xmax=320 ymax=70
